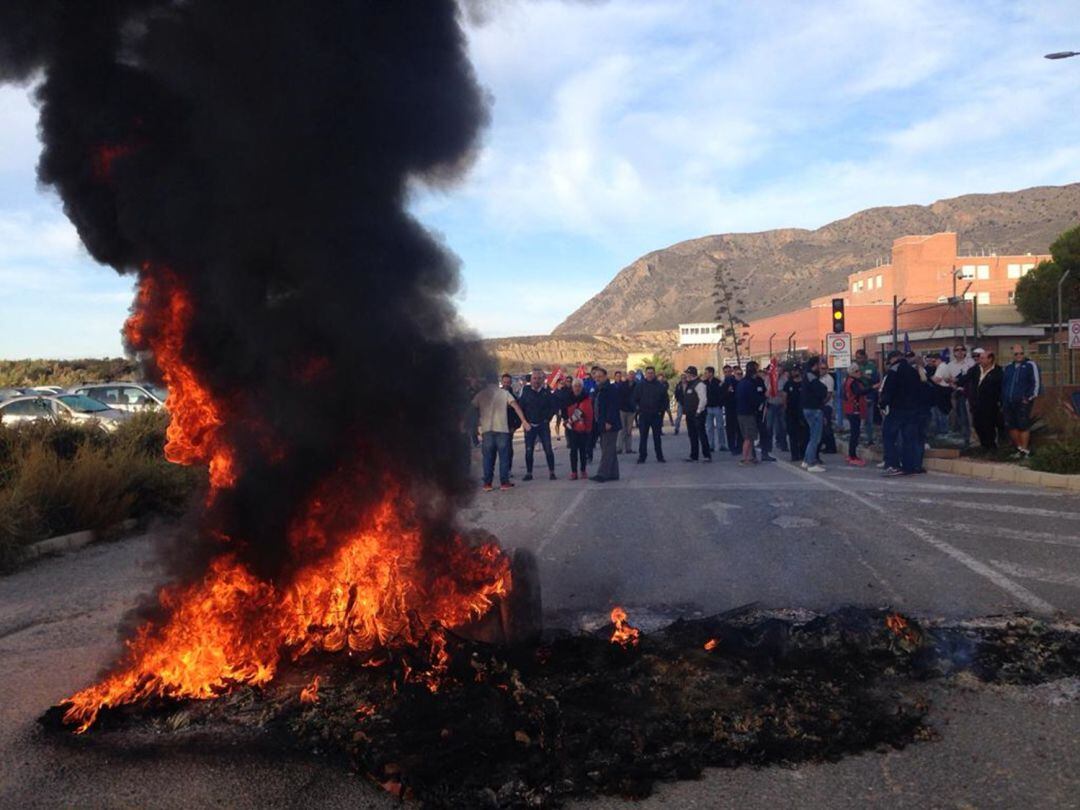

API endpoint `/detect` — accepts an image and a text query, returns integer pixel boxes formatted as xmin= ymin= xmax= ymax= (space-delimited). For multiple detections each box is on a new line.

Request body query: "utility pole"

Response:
xmin=1056 ymin=269 xmax=1072 ymax=389
xmin=892 ymin=296 xmax=906 ymax=349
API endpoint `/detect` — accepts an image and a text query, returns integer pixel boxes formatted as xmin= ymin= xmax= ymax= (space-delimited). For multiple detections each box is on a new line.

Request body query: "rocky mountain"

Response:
xmin=553 ymin=183 xmax=1080 ymax=335
xmin=482 ymin=331 xmax=677 ymax=373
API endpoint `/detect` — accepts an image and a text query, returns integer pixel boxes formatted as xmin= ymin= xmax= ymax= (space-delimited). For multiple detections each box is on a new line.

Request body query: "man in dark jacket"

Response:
xmin=683 ymin=366 xmax=711 ymax=462
xmin=735 ymin=361 xmax=766 ymax=464
xmin=1001 ymin=345 xmax=1041 ymax=459
xmin=518 ymin=371 xmax=557 ymax=481
xmin=721 ymin=365 xmax=741 ymax=455
xmin=970 ymin=350 xmax=1004 ymax=449
xmin=800 ymin=357 xmax=829 ymax=471
xmin=879 ymin=350 xmax=921 ymax=475
xmin=633 ymin=366 xmax=668 ymax=463
xmin=592 ymin=367 xmax=621 ymax=482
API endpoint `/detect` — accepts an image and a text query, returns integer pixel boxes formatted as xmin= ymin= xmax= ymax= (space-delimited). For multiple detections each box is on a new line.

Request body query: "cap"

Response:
xmin=886 ymin=350 xmax=904 ymax=360
xmin=972 ymin=347 xmax=985 ymax=355
xmin=684 ymin=365 xmax=698 ymax=376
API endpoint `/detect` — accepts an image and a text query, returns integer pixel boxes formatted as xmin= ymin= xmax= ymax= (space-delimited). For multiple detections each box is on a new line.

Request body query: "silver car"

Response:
xmin=69 ymin=382 xmax=168 ymax=412
xmin=0 ymin=395 xmax=131 ymax=433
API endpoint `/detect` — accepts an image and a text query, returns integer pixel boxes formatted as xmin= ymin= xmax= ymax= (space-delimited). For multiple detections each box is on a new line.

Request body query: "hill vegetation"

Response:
xmin=0 ymin=358 xmax=138 ymax=389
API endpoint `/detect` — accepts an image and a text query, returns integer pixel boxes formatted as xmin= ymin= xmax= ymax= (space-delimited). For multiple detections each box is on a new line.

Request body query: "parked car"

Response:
xmin=0 ymin=395 xmax=131 ymax=433
xmin=29 ymin=385 xmax=66 ymax=395
xmin=69 ymin=382 xmax=168 ymax=412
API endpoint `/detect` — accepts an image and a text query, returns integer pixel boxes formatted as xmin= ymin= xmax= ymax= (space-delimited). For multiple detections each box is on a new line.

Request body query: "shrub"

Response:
xmin=0 ymin=415 xmax=202 ymax=571
xmin=1030 ymin=437 xmax=1080 ymax=475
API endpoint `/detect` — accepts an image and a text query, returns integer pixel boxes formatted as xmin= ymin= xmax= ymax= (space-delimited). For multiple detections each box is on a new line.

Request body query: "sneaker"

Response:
xmin=482 ymin=484 xmax=494 ymax=491
xmin=549 ymin=472 xmax=557 ymax=480
xmin=800 ymin=461 xmax=809 ymax=469
xmin=882 ymin=467 xmax=904 ymax=476
xmin=847 ymin=457 xmax=866 ymax=467
xmin=761 ymin=454 xmax=777 ymax=462
xmin=876 ymin=461 xmax=885 ymax=468
xmin=570 ymin=473 xmax=578 ymax=480
xmin=499 ymin=483 xmax=514 ymax=490
xmin=523 ymin=473 xmax=533 ymax=481
xmin=703 ymin=457 xmax=713 ymax=463
xmin=807 ymin=464 xmax=826 ymax=473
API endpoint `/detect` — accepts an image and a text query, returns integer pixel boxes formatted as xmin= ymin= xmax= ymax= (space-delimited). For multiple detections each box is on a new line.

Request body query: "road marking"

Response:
xmin=701 ymin=500 xmax=742 ymax=526
xmin=916 ymin=519 xmax=1080 ymax=550
xmin=989 ymin=560 xmax=1080 ymax=590
xmin=865 ymin=493 xmax=1080 ymax=521
xmin=777 ymin=461 xmax=1056 ymax=613
xmin=771 ymin=515 xmax=818 ymax=528
xmin=535 ymin=488 xmax=590 ymax=555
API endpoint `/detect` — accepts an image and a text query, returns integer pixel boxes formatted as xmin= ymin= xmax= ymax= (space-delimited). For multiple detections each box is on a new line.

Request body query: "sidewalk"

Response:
xmin=860 ymin=444 xmax=1080 ymax=492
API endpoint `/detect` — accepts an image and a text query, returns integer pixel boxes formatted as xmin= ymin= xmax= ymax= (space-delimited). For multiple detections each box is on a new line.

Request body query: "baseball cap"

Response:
xmin=684 ymin=365 xmax=698 ymax=376
xmin=886 ymin=350 xmax=904 ymax=361
xmin=972 ymin=347 xmax=985 ymax=355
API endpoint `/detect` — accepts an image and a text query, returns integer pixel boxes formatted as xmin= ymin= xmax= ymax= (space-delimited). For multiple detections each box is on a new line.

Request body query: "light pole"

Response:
xmin=1056 ymin=269 xmax=1072 ymax=388
xmin=1045 ymin=51 xmax=1080 ymax=59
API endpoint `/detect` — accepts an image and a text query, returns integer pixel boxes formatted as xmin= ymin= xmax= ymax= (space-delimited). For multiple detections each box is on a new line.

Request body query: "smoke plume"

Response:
xmin=0 ymin=1 xmax=491 ymax=579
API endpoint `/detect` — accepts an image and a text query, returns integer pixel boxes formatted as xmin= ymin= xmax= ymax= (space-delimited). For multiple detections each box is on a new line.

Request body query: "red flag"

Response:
xmin=546 ymin=365 xmax=564 ymax=389
xmin=767 ymin=356 xmax=780 ymax=397
xmin=574 ymin=364 xmax=587 ymax=379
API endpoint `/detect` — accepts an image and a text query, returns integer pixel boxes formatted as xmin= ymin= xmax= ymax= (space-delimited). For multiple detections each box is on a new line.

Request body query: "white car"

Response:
xmin=70 ymin=382 xmax=168 ymax=413
xmin=0 ymin=395 xmax=131 ymax=433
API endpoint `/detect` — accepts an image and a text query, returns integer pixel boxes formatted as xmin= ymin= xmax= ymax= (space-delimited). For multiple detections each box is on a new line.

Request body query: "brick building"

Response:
xmin=744 ymin=232 xmax=1049 ymax=362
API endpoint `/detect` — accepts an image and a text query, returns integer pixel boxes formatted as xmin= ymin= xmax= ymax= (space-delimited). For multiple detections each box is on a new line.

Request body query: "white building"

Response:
xmin=678 ymin=322 xmax=724 ymax=346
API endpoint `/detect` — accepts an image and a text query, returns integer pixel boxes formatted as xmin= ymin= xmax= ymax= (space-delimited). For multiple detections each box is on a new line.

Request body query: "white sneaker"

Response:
xmin=807 ymin=464 xmax=826 ymax=472
xmin=876 ymin=461 xmax=885 ymax=468
xmin=800 ymin=461 xmax=809 ymax=469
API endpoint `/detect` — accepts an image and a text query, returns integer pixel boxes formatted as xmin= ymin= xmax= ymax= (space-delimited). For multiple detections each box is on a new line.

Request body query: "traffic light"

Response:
xmin=831 ymin=298 xmax=845 ymax=333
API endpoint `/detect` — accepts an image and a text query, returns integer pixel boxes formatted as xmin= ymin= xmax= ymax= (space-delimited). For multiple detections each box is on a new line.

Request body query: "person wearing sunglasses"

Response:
xmin=1001 ymin=345 xmax=1041 ymax=459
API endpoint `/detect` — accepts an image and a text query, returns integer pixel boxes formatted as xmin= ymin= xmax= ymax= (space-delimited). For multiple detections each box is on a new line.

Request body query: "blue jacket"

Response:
xmin=1002 ymin=359 xmax=1040 ymax=403
xmin=735 ymin=377 xmax=765 ymax=415
xmin=594 ymin=381 xmax=622 ymax=432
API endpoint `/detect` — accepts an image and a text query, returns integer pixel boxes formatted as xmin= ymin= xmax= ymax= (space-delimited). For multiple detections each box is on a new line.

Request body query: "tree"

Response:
xmin=634 ymin=353 xmax=676 ymax=380
xmin=1015 ymin=224 xmax=1080 ymax=323
xmin=708 ymin=255 xmax=750 ymax=365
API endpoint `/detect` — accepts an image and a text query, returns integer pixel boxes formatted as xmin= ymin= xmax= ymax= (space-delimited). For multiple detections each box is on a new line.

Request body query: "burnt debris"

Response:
xmin=40 ymin=607 xmax=1080 ymax=809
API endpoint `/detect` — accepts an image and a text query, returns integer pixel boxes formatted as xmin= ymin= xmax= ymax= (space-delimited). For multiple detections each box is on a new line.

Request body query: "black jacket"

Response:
xmin=801 ymin=374 xmax=828 ymax=410
xmin=502 ymin=384 xmax=521 ymax=431
xmin=594 ymin=381 xmax=622 ymax=432
xmin=633 ymin=378 xmax=669 ymax=415
xmin=518 ymin=385 xmax=555 ymax=424
xmin=674 ymin=381 xmax=686 ymax=405
xmin=971 ymin=365 xmax=1003 ymax=415
xmin=616 ymin=380 xmax=636 ymax=412
xmin=720 ymin=375 xmax=737 ymax=408
xmin=879 ymin=361 xmax=921 ymax=412
xmin=705 ymin=377 xmax=723 ymax=407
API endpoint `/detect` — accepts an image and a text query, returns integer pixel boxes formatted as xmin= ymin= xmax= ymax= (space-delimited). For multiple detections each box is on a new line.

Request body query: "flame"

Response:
xmin=703 ymin=638 xmax=719 ymax=651
xmin=92 ymin=143 xmax=137 ymax=182
xmin=885 ymin=612 xmax=920 ymax=645
xmin=299 ymin=675 xmax=320 ymax=704
xmin=60 ymin=267 xmax=512 ymax=733
xmin=125 ymin=271 xmax=236 ymax=492
xmin=609 ymin=606 xmax=640 ymax=648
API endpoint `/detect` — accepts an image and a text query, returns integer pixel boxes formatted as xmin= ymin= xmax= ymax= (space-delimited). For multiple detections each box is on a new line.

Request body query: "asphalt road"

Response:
xmin=1 ymin=429 xmax=1078 ymax=808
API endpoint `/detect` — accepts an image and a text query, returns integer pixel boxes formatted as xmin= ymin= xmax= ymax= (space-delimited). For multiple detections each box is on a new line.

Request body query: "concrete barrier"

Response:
xmin=23 ymin=518 xmax=139 ymax=562
xmin=860 ymin=447 xmax=1078 ymax=491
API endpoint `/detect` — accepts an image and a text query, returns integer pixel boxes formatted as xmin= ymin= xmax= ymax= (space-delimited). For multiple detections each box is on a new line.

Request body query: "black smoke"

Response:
xmin=1 ymin=1 xmax=492 ymax=579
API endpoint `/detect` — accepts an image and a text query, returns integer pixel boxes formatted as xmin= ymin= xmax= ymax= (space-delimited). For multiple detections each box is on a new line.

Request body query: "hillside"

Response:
xmin=482 ymin=331 xmax=677 ymax=373
xmin=553 ymin=183 xmax=1080 ymax=335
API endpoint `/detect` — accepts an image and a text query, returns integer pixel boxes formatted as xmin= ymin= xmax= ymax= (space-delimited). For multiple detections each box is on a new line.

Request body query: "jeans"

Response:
xmin=567 ymin=430 xmax=589 ymax=474
xmin=865 ymin=397 xmax=877 ymax=444
xmin=802 ymin=408 xmax=824 ymax=465
xmin=705 ymin=406 xmax=723 ymax=450
xmin=638 ymin=412 xmax=664 ymax=460
xmin=953 ymin=393 xmax=971 ymax=444
xmin=619 ymin=410 xmax=635 ymax=453
xmin=687 ymin=410 xmax=711 ymax=459
xmin=847 ymin=414 xmax=861 ymax=459
xmin=674 ymin=402 xmax=683 ymax=434
xmin=929 ymin=406 xmax=949 ymax=436
xmin=767 ymin=403 xmax=788 ymax=451
xmin=480 ymin=431 xmax=511 ymax=486
xmin=524 ymin=422 xmax=555 ymax=474
xmin=883 ymin=409 xmax=920 ymax=473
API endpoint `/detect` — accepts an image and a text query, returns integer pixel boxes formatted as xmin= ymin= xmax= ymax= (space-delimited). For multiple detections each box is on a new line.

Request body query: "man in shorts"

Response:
xmin=1001 ymin=344 xmax=1040 ymax=459
xmin=734 ymin=360 xmax=765 ymax=465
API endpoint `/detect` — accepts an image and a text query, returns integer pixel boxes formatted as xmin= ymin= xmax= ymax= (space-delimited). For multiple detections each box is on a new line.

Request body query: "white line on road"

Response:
xmin=535 ymin=487 xmax=590 ymax=555
xmin=864 ymin=493 xmax=1080 ymax=521
xmin=916 ymin=519 xmax=1080 ymax=550
xmin=989 ymin=560 xmax=1080 ymax=590
xmin=778 ymin=462 xmax=1057 ymax=613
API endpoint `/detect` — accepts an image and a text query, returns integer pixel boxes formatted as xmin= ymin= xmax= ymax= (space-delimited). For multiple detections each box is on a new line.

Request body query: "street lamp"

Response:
xmin=1045 ymin=51 xmax=1079 ymax=59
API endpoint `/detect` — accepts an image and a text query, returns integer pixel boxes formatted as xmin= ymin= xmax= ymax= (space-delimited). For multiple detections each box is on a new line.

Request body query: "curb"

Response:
xmin=861 ymin=447 xmax=1080 ymax=492
xmin=23 ymin=518 xmax=139 ymax=561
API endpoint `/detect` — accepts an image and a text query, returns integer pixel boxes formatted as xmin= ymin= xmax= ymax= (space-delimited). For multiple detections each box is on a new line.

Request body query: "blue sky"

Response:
xmin=2 ymin=0 xmax=1080 ymax=357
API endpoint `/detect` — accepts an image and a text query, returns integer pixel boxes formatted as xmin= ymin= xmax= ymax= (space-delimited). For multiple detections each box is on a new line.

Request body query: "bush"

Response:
xmin=0 ymin=414 xmax=202 ymax=571
xmin=1030 ymin=437 xmax=1080 ymax=475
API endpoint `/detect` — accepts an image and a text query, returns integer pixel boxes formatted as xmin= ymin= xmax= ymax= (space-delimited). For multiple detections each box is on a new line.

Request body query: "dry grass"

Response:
xmin=0 ymin=413 xmax=202 ymax=570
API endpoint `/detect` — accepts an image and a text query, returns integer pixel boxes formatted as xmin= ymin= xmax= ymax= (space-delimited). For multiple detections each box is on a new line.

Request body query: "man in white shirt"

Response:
xmin=934 ymin=345 xmax=976 ymax=443
xmin=472 ymin=381 xmax=531 ymax=491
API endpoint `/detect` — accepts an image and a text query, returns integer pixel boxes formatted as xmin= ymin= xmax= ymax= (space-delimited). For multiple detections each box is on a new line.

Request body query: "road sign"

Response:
xmin=826 ymin=332 xmax=852 ymax=368
xmin=1070 ymin=319 xmax=1080 ymax=350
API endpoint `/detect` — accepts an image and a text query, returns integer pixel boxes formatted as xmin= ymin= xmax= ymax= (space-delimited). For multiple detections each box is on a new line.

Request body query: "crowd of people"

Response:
xmin=467 ymin=344 xmax=1042 ymax=489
